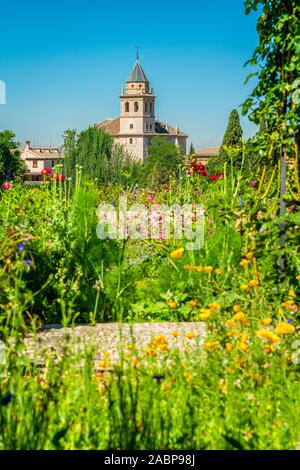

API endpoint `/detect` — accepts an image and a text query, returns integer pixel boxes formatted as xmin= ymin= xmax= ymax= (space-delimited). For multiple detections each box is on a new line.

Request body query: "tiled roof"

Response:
xmin=155 ymin=121 xmax=188 ymax=137
xmin=96 ymin=118 xmax=120 ymax=134
xmin=195 ymin=147 xmax=220 ymax=157
xmin=23 ymin=147 xmax=63 ymax=159
xmin=96 ymin=118 xmax=187 ymax=138
xmin=127 ymin=60 xmax=149 ymax=83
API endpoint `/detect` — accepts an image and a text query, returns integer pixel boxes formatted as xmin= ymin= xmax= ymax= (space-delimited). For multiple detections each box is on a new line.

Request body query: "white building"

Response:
xmin=20 ymin=141 xmax=62 ymax=181
xmin=96 ymin=57 xmax=188 ymax=161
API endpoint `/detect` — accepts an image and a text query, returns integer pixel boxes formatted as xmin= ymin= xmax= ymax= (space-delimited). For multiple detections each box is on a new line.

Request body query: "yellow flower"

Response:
xmin=188 ymin=300 xmax=197 ymax=309
xmin=219 ymin=379 xmax=227 ymax=394
xmin=158 ymin=343 xmax=168 ymax=351
xmin=288 ymin=289 xmax=295 ymax=297
xmin=154 ymin=334 xmax=168 ymax=345
xmin=249 ymin=279 xmax=259 ymax=287
xmin=261 ymin=318 xmax=273 ymax=327
xmin=196 ymin=265 xmax=203 ymax=272
xmin=205 ymin=340 xmax=220 ymax=351
xmin=240 ymin=333 xmax=248 ymax=343
xmin=245 ymin=252 xmax=254 ymax=260
xmin=239 ymin=342 xmax=248 ymax=351
xmin=282 ymin=300 xmax=294 ymax=308
xmin=132 ymin=358 xmax=139 ymax=367
xmin=184 ymin=264 xmax=195 ymax=271
xmin=199 ymin=311 xmax=211 ymax=321
xmin=240 ymin=284 xmax=250 ymax=291
xmin=226 ymin=319 xmax=235 ymax=327
xmin=226 ymin=329 xmax=239 ymax=337
xmin=257 ymin=330 xmax=281 ymax=344
xmin=226 ymin=342 xmax=233 ymax=351
xmin=275 ymin=322 xmax=295 ymax=335
xmin=98 ymin=360 xmax=109 ymax=369
xmin=209 ymin=302 xmax=221 ymax=311
xmin=204 ymin=266 xmax=213 ymax=274
xmin=215 ymin=268 xmax=222 ymax=275
xmin=227 ymin=366 xmax=235 ymax=374
xmin=232 ymin=312 xmax=247 ymax=324
xmin=170 ymin=247 xmax=184 ymax=259
xmin=263 ymin=345 xmax=275 ymax=355
xmin=184 ymin=372 xmax=193 ymax=382
xmin=172 ymin=330 xmax=179 ymax=338
xmin=186 ymin=332 xmax=195 ymax=340
xmin=145 ymin=347 xmax=157 ymax=357
xmin=240 ymin=259 xmax=250 ymax=267
xmin=233 ymin=305 xmax=241 ymax=313
xmin=296 ymin=275 xmax=300 ymax=281
xmin=278 ymin=308 xmax=284 ymax=316
xmin=166 ymin=300 xmax=177 ymax=309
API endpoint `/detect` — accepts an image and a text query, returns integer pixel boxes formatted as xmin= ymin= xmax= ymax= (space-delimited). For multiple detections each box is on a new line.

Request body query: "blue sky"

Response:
xmin=0 ymin=0 xmax=259 ymax=149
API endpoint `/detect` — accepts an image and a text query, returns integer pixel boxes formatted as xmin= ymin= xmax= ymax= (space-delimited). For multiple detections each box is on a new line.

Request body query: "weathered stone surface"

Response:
xmin=21 ymin=322 xmax=206 ymax=367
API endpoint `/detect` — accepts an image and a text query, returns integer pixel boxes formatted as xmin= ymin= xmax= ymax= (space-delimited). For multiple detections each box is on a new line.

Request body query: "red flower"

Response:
xmin=218 ymin=172 xmax=224 ymax=179
xmin=210 ymin=175 xmax=218 ymax=181
xmin=200 ymin=170 xmax=208 ymax=176
xmin=50 ymin=173 xmax=65 ymax=182
xmin=56 ymin=174 xmax=65 ymax=182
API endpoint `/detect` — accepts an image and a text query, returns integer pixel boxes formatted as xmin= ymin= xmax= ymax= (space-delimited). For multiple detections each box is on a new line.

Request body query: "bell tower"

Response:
xmin=119 ymin=55 xmax=156 ymax=138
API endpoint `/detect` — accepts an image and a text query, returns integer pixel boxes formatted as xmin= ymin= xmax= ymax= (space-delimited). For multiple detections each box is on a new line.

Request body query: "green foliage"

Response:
xmin=0 ymin=131 xmax=25 ymax=184
xmin=146 ymin=137 xmax=184 ymax=184
xmin=63 ymin=127 xmax=144 ymax=187
xmin=243 ymin=0 xmax=300 ymax=192
xmin=189 ymin=143 xmax=195 ymax=155
xmin=207 ymin=110 xmax=243 ymax=174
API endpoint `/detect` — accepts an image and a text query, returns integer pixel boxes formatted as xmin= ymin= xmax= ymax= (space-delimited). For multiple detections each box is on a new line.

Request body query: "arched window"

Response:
xmin=129 ymin=124 xmax=133 ymax=129
xmin=125 ymin=102 xmax=129 ymax=113
xmin=145 ymin=102 xmax=148 ymax=113
xmin=150 ymin=102 xmax=153 ymax=114
xmin=134 ymin=101 xmax=139 ymax=112
xmin=129 ymin=138 xmax=133 ymax=144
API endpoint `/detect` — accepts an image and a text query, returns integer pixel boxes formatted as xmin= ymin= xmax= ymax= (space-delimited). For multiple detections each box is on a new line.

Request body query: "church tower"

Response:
xmin=119 ymin=54 xmax=156 ymax=160
xmin=96 ymin=54 xmax=188 ymax=161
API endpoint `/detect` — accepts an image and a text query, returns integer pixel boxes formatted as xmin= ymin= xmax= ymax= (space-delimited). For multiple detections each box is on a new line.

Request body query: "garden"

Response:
xmin=0 ymin=0 xmax=299 ymax=451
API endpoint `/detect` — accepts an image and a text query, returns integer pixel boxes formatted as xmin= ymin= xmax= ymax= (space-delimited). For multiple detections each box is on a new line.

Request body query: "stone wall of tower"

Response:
xmin=116 ymin=136 xmax=145 ymax=161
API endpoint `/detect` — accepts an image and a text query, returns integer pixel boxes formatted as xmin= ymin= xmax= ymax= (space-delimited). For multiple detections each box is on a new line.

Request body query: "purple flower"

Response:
xmin=2 ymin=392 xmax=14 ymax=405
xmin=25 ymin=259 xmax=31 ymax=267
xmin=250 ymin=180 xmax=256 ymax=187
xmin=17 ymin=243 xmax=25 ymax=252
xmin=288 ymin=319 xmax=293 ymax=324
xmin=153 ymin=375 xmax=165 ymax=383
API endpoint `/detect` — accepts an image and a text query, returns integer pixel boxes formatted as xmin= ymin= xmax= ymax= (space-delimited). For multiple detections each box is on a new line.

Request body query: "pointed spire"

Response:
xmin=127 ymin=52 xmax=149 ymax=83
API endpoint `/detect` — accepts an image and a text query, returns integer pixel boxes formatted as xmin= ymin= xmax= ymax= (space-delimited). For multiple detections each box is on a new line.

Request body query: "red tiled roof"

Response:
xmin=195 ymin=147 xmax=220 ymax=157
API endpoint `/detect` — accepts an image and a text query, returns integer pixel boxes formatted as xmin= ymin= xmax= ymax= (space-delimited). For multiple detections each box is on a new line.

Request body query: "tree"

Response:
xmin=219 ymin=109 xmax=243 ymax=166
xmin=189 ymin=143 xmax=195 ymax=155
xmin=243 ymin=0 xmax=300 ymax=194
xmin=63 ymin=129 xmax=78 ymax=179
xmin=146 ymin=137 xmax=184 ymax=183
xmin=0 ymin=130 xmax=25 ymax=184
xmin=206 ymin=109 xmax=243 ymax=174
xmin=77 ymin=127 xmax=114 ymax=181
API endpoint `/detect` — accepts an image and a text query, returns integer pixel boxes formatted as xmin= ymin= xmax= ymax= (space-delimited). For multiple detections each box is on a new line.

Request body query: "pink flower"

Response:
xmin=218 ymin=172 xmax=224 ymax=179
xmin=264 ymin=362 xmax=271 ymax=369
xmin=1 ymin=182 xmax=13 ymax=190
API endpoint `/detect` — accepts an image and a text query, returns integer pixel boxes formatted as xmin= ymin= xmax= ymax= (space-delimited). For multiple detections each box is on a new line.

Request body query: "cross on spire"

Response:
xmin=136 ymin=46 xmax=140 ymax=61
